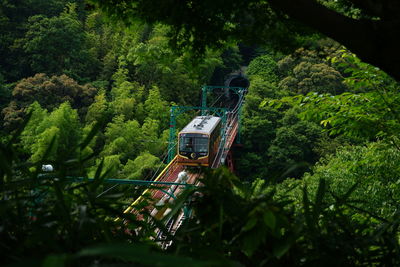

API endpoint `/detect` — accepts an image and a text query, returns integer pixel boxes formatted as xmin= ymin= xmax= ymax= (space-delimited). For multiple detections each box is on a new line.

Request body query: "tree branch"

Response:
xmin=269 ymin=0 xmax=400 ymax=81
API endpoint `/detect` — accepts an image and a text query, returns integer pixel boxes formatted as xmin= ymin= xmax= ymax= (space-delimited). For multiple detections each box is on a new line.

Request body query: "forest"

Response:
xmin=1 ymin=0 xmax=400 ymax=266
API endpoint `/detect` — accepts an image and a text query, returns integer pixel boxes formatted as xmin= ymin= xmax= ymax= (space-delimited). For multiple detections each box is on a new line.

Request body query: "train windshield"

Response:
xmin=179 ymin=134 xmax=208 ymax=153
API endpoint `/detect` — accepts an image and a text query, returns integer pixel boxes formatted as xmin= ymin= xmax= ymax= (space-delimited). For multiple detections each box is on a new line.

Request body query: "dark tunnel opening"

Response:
xmin=224 ymin=75 xmax=249 ymax=109
xmin=226 ymin=76 xmax=250 ymax=88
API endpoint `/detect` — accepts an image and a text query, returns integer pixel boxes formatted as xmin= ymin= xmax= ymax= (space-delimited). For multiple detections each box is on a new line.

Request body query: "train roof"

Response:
xmin=180 ymin=116 xmax=221 ymax=135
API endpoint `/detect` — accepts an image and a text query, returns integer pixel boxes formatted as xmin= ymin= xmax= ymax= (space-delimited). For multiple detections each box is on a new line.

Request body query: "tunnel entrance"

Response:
xmin=225 ymin=75 xmax=250 ymax=88
xmin=223 ymin=74 xmax=249 ymax=109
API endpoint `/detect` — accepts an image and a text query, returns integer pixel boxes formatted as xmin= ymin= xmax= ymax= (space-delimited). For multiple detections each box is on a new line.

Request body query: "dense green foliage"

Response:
xmin=90 ymin=0 xmax=400 ymax=81
xmin=1 ymin=0 xmax=400 ymax=266
xmin=280 ymin=142 xmax=400 ymax=219
xmin=0 ymin=1 xmax=233 ymax=180
xmin=171 ymin=169 xmax=400 ymax=266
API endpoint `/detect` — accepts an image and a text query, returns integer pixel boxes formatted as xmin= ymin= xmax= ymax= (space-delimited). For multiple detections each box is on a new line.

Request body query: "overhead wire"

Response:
xmin=210 ymin=89 xmax=245 ymax=168
xmin=208 ymin=90 xmax=225 ymax=109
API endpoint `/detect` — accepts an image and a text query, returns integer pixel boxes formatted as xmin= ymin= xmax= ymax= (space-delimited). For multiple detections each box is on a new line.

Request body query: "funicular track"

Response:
xmin=123 ymin=81 xmax=247 ymax=243
xmin=122 ymin=156 xmax=200 ymax=217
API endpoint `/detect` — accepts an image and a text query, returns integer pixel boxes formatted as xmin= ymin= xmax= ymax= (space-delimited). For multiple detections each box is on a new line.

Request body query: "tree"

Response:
xmin=279 ymin=141 xmax=400 ymax=219
xmin=20 ymin=4 xmax=100 ymax=81
xmin=124 ymin=24 xmax=222 ymax=104
xmin=273 ymin=52 xmax=400 ymax=142
xmin=0 ymin=73 xmax=11 ymax=113
xmin=235 ymin=75 xmax=283 ymax=180
xmin=2 ymin=73 xmax=97 ymax=130
xmin=276 ymin=44 xmax=348 ymax=95
xmin=85 ymin=11 xmax=121 ymax=83
xmin=140 ymin=118 xmax=164 ymax=156
xmin=88 ymin=155 xmax=122 ymax=178
xmin=266 ymin=108 xmax=322 ymax=178
xmin=144 ymin=86 xmax=170 ymax=128
xmin=102 ymin=115 xmax=143 ymax=162
xmin=0 ymin=0 xmax=74 ymax=81
xmin=109 ymin=80 xmax=145 ymax=121
xmin=279 ymin=62 xmax=346 ymax=95
xmin=122 ymin=151 xmax=162 ymax=180
xmin=91 ymin=0 xmax=400 ymax=81
xmin=246 ymin=54 xmax=279 ymax=83
xmin=85 ymin=90 xmax=109 ymax=124
xmin=20 ymin=102 xmax=82 ymax=163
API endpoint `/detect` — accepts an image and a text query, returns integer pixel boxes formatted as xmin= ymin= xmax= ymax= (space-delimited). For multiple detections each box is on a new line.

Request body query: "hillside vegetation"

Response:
xmin=1 ymin=0 xmax=400 ymax=266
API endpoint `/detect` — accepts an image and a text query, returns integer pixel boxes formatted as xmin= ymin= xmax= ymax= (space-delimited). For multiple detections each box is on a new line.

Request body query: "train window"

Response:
xmin=195 ymin=137 xmax=208 ymax=153
xmin=180 ymin=136 xmax=194 ymax=152
xmin=179 ymin=135 xmax=209 ymax=153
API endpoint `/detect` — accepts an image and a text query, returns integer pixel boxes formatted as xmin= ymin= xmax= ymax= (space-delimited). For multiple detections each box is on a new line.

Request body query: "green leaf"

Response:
xmin=42 ymin=254 xmax=68 ymax=267
xmin=320 ymin=119 xmax=330 ymax=127
xmin=261 ymin=99 xmax=273 ymax=108
xmin=263 ymin=210 xmax=276 ymax=230
xmin=243 ymin=217 xmax=257 ymax=231
xmin=241 ymin=229 xmax=265 ymax=257
xmin=273 ymin=240 xmax=291 ymax=259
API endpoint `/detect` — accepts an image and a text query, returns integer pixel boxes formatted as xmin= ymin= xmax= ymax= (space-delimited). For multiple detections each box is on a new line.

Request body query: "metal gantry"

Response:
xmin=201 ymin=85 xmax=247 ymax=114
xmin=167 ymin=86 xmax=247 ymax=163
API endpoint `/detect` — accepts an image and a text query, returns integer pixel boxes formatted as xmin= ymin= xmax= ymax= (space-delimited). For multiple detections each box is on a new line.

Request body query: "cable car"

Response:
xmin=177 ymin=116 xmax=221 ymax=166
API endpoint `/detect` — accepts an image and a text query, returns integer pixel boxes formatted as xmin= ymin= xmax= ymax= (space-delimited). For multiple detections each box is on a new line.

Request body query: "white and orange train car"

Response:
xmin=177 ymin=116 xmax=221 ymax=167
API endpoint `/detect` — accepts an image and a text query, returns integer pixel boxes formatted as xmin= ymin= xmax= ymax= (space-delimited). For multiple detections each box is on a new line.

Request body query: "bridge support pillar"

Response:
xmin=226 ymin=150 xmax=235 ymax=173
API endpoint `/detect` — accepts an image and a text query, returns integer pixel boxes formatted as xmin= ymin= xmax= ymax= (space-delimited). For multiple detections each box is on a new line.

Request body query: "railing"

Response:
xmin=122 ymin=155 xmax=180 ymax=214
xmin=211 ymin=93 xmax=243 ymax=168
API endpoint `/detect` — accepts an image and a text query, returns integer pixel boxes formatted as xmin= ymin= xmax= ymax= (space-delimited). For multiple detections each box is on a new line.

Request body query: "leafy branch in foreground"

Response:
xmin=2 ymin=115 xmax=400 ymax=266
xmin=0 ymin=118 xmax=180 ymax=266
xmin=169 ymin=168 xmax=400 ymax=266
